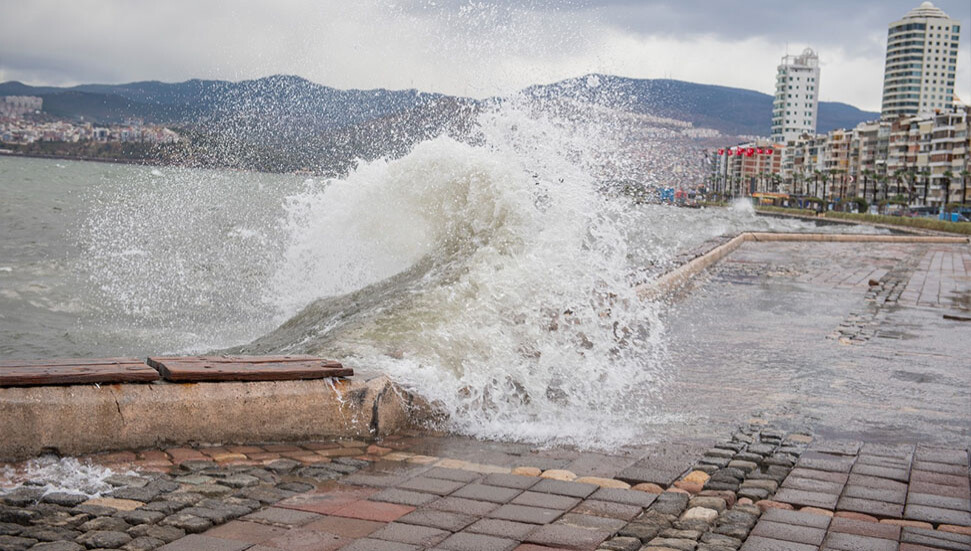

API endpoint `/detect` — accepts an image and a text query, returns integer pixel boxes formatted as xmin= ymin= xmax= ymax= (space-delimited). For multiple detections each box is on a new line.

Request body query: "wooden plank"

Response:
xmin=146 ymin=355 xmax=340 ymax=366
xmin=0 ymin=359 xmax=159 ymax=386
xmin=0 ymin=357 xmax=144 ymax=368
xmin=147 ymin=356 xmax=352 ymax=383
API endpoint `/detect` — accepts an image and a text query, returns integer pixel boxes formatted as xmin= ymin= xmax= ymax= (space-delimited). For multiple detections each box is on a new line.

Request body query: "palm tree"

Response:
xmin=961 ymin=169 xmax=970 ymax=207
xmin=861 ymin=169 xmax=873 ymax=203
xmin=942 ymin=170 xmax=954 ymax=218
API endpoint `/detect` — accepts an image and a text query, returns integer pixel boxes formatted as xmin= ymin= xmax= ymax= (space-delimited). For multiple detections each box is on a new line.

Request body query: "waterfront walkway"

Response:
xmin=1 ymin=235 xmax=969 ymax=551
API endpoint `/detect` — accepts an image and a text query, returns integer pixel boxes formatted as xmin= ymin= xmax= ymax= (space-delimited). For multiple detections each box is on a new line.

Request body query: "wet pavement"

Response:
xmin=1 ymin=237 xmax=969 ymax=551
xmin=658 ymin=240 xmax=971 ymax=446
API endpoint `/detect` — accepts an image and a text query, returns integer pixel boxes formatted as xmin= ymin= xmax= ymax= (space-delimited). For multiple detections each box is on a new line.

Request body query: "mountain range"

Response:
xmin=1 ymin=74 xmax=877 ymax=139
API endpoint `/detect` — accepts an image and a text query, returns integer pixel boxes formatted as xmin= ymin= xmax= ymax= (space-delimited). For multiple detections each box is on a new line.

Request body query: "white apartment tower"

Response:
xmin=881 ymin=1 xmax=960 ymax=119
xmin=771 ymin=48 xmax=820 ymax=144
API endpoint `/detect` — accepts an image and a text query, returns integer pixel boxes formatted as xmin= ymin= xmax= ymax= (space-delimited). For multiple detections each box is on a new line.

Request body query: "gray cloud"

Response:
xmin=0 ymin=0 xmax=968 ymax=112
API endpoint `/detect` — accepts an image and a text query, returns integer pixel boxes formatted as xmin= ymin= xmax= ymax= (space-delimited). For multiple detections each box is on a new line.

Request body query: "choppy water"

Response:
xmin=0 ymin=98 xmax=887 ymax=448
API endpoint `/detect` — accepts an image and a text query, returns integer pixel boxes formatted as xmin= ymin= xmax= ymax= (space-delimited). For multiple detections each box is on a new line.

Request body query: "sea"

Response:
xmin=0 ymin=98 xmax=887 ymax=449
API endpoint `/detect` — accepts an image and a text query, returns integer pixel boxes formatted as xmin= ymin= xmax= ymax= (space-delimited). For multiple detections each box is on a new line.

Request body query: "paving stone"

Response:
xmin=773 ymin=488 xmax=838 ymax=510
xmin=530 ymin=479 xmax=598 ymax=499
xmin=644 ymin=536 xmax=697 ymax=550
xmin=738 ymin=535 xmax=816 ymax=551
xmin=19 ymin=525 xmax=80 ymax=542
xmin=589 ymin=488 xmax=657 ymax=508
xmin=242 ymin=507 xmax=321 ymax=527
xmin=829 ymin=516 xmax=900 ymax=540
xmin=79 ymin=516 xmax=131 ymax=532
xmin=202 ymin=520 xmax=287 ymax=544
xmin=616 ymin=521 xmax=663 ymax=542
xmin=680 ymin=507 xmax=717 ymax=525
xmin=371 ymin=489 xmax=439 ymax=507
xmin=841 ymin=484 xmax=906 ymax=504
xmin=716 ymin=510 xmax=758 ymax=529
xmin=178 ymin=506 xmax=234 ymax=524
xmin=426 ymin=497 xmax=499 ymax=516
xmin=789 ymin=469 xmax=849 ymax=485
xmin=302 ymin=515 xmax=384 ymax=539
xmin=906 ymin=492 xmax=970 ymax=511
xmin=700 ymin=532 xmax=741 ymax=547
xmin=837 ymin=496 xmax=903 ymax=518
xmin=76 ymin=529 xmax=133 ymax=549
xmin=466 ymin=518 xmax=538 ymax=540
xmin=274 ymin=482 xmax=314 ymax=493
xmin=140 ymin=501 xmax=187 ymax=515
xmin=687 ymin=497 xmax=726 ymax=513
xmin=511 ymin=492 xmax=580 ymax=510
xmin=810 ymin=440 xmax=862 ymax=456
xmin=598 ymin=536 xmax=642 ymax=551
xmin=0 ymin=535 xmax=36 ymax=551
xmin=910 ymin=480 xmax=971 ymax=500
xmin=30 ymin=542 xmax=85 ymax=551
xmin=398 ymin=509 xmax=477 ymax=531
xmin=369 ymin=522 xmax=450 ymax=547
xmin=39 ymin=494 xmax=87 ymax=508
xmin=0 ymin=523 xmax=21 ymax=536
xmin=911 ymin=461 xmax=968 ymax=476
xmin=750 ymin=520 xmax=825 ymax=546
xmin=437 ymin=532 xmax=518 ymax=551
xmin=397 ymin=477 xmax=466 ymax=496
xmin=797 ymin=453 xmax=854 ymax=473
xmin=337 ymin=538 xmax=419 ymax=551
xmin=904 ymin=504 xmax=971 ymax=526
xmin=155 ymin=534 xmax=251 ymax=551
xmin=821 ymin=531 xmax=897 ymax=551
xmin=252 ymin=527 xmax=346 ymax=551
xmin=127 ymin=524 xmax=186 ymax=543
xmin=847 ymin=474 xmax=908 ymax=492
xmin=900 ymin=526 xmax=971 ymax=551
xmin=736 ymin=488 xmax=769 ymax=502
xmin=558 ymin=513 xmax=627 ymax=532
xmin=570 ymin=500 xmax=640 ymax=521
xmin=117 ymin=509 xmax=166 ymax=525
xmin=483 ymin=474 xmax=541 ymax=490
xmin=451 ymin=484 xmax=523 ymax=504
xmin=122 ymin=535 xmax=166 ymax=551
xmin=782 ymin=476 xmax=844 ymax=495
xmin=856 ymin=455 xmax=911 ymax=470
xmin=616 ymin=467 xmax=682 ymax=487
xmin=159 ymin=513 xmax=212 ymax=534
xmin=526 ymin=523 xmax=611 ymax=550
xmin=109 ymin=487 xmax=162 ymax=503
xmin=913 ymin=447 xmax=969 ymax=466
xmin=422 ymin=468 xmax=483 ymax=483
xmin=851 ymin=464 xmax=910 ymax=483
xmin=331 ymin=500 xmax=415 ymax=523
xmin=488 ymin=503 xmax=564 ymax=524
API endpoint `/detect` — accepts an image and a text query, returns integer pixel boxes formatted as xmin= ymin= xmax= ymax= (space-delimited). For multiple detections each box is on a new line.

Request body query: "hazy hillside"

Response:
xmin=1 ymin=74 xmax=879 ymax=139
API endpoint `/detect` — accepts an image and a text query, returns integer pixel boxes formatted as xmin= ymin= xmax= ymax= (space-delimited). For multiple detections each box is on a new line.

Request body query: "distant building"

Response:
xmin=0 ymin=96 xmax=43 ymax=118
xmin=880 ymin=1 xmax=961 ymax=119
xmin=771 ymin=48 xmax=820 ymax=143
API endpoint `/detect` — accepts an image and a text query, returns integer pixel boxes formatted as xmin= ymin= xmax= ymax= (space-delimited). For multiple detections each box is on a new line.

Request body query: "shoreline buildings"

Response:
xmin=771 ymin=48 xmax=820 ymax=143
xmin=881 ymin=1 xmax=961 ymax=119
xmin=709 ymin=1 xmax=968 ymax=210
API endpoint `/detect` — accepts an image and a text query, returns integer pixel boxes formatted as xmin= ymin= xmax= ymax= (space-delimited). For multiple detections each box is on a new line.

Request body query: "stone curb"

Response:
xmin=636 ymin=231 xmax=969 ymax=300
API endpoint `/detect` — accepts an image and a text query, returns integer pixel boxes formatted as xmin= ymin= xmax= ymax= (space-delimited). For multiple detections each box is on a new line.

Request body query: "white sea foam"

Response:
xmin=0 ymin=456 xmax=121 ymax=498
xmin=264 ymin=97 xmax=671 ymax=448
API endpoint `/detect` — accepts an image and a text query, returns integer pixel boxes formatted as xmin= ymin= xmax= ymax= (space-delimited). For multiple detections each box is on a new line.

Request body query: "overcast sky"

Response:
xmin=1 ymin=0 xmax=969 ymax=112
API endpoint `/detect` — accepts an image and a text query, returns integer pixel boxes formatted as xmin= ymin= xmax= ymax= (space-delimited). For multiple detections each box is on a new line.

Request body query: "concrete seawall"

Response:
xmin=0 ymin=374 xmax=424 ymax=461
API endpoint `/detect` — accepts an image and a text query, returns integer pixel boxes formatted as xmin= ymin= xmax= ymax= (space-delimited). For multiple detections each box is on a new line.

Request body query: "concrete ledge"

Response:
xmin=636 ymin=231 xmax=969 ymax=299
xmin=0 ymin=375 xmax=423 ymax=461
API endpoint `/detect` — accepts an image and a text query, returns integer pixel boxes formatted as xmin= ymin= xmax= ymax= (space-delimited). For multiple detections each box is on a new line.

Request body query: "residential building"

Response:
xmin=880 ymin=1 xmax=961 ymax=119
xmin=0 ymin=96 xmax=43 ymax=118
xmin=771 ymin=48 xmax=820 ymax=143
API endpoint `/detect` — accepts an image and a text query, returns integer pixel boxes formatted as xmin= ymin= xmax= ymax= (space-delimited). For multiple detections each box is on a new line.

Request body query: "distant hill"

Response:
xmin=524 ymin=75 xmax=878 ymax=137
xmin=1 ymin=74 xmax=879 ymax=139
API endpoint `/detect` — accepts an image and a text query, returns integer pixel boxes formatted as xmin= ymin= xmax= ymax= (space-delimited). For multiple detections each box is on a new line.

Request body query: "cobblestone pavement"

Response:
xmin=2 ymin=427 xmax=968 ymax=551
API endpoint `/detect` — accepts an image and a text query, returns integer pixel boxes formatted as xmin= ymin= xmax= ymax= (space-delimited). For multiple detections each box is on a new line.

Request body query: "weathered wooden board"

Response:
xmin=146 ymin=355 xmax=352 ymax=382
xmin=0 ymin=358 xmax=160 ymax=386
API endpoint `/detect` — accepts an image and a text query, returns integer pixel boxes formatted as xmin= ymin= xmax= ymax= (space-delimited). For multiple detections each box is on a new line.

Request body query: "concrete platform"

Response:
xmin=0 ymin=374 xmax=423 ymax=461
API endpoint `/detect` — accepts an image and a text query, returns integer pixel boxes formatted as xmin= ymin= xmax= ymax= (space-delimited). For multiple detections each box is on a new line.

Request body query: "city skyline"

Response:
xmin=0 ymin=0 xmax=969 ymax=113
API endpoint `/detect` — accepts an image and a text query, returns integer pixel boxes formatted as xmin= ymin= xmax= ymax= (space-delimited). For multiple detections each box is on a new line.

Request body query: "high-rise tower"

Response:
xmin=771 ymin=48 xmax=820 ymax=143
xmin=881 ymin=1 xmax=960 ymax=119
